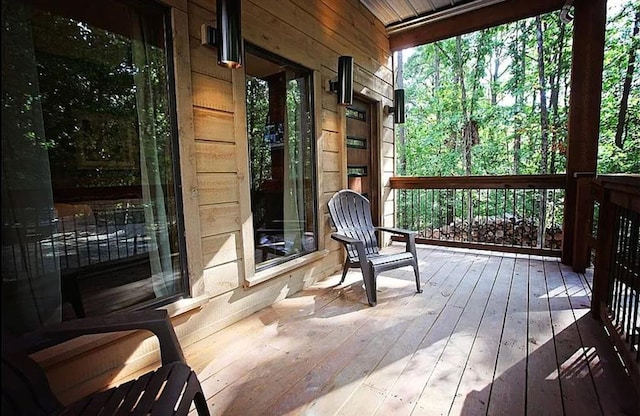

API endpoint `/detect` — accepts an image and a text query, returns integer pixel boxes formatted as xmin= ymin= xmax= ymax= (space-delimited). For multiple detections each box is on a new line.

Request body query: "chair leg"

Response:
xmin=413 ymin=261 xmax=423 ymax=294
xmin=193 ymin=391 xmax=210 ymax=416
xmin=362 ymin=264 xmax=377 ymax=306
xmin=338 ymin=258 xmax=350 ymax=285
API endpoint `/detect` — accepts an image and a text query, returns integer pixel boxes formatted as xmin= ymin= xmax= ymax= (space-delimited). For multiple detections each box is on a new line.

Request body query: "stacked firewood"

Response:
xmin=544 ymin=226 xmax=563 ymax=249
xmin=419 ymin=216 xmax=562 ymax=249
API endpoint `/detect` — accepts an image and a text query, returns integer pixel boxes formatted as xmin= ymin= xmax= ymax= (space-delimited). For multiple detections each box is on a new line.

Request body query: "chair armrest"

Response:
xmin=376 ymin=227 xmax=418 ymax=258
xmin=376 ymin=227 xmax=417 ymax=237
xmin=331 ymin=232 xmax=363 ymax=245
xmin=331 ymin=233 xmax=369 ymax=266
xmin=23 ymin=309 xmax=185 ymax=365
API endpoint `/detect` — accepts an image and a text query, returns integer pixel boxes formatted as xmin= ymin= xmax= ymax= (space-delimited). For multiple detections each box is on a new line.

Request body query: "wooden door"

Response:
xmin=346 ymin=96 xmax=379 ymax=225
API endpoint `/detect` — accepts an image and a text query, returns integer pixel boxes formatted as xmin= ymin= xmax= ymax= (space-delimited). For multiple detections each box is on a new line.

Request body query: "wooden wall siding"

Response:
xmin=323 ymin=130 xmax=342 ymax=153
xmin=288 ymin=0 xmax=390 ymax=70
xmin=244 ymin=0 xmax=392 ymax=81
xmin=201 ymin=233 xmax=241 ymax=268
xmin=188 ymin=0 xmax=240 ymax=289
xmin=170 ymin=6 xmax=205 ymax=297
xmin=199 ymin=203 xmax=241 ymax=237
xmin=323 ymin=152 xmax=342 ymax=173
xmin=192 ymin=107 xmax=234 ymax=142
xmin=197 ymin=173 xmax=239 ymax=205
xmin=189 ymin=38 xmax=232 ymax=82
xmin=203 ymin=261 xmax=243 ymax=296
xmin=194 ymin=142 xmax=236 ymax=172
xmin=191 ymin=74 xmax=234 ymax=111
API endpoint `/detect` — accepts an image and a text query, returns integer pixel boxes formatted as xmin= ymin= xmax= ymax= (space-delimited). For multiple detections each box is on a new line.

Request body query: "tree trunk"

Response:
xmin=455 ymin=36 xmax=472 ymax=175
xmin=455 ymin=36 xmax=474 ymax=240
xmin=536 ymin=16 xmax=549 ymax=175
xmin=549 ymin=18 xmax=566 ymax=174
xmin=615 ymin=9 xmax=639 ymax=149
xmin=513 ymin=21 xmax=526 ymax=175
xmin=536 ymin=16 xmax=550 ymax=247
xmin=491 ymin=53 xmax=499 ymax=105
xmin=434 ymin=51 xmax=440 ymax=120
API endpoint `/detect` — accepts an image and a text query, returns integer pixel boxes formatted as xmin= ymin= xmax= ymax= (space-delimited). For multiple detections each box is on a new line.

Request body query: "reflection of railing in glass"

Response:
xmin=2 ymin=200 xmax=151 ymax=280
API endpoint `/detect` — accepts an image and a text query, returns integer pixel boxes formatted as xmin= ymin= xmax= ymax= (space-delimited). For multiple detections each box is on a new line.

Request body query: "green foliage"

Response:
xmin=598 ymin=1 xmax=640 ymax=173
xmin=399 ymin=1 xmax=639 ymax=176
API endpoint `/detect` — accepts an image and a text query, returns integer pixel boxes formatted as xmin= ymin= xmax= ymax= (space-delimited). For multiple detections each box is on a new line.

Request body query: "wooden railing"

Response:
xmin=586 ymin=175 xmax=640 ymax=390
xmin=390 ymin=175 xmax=566 ymax=256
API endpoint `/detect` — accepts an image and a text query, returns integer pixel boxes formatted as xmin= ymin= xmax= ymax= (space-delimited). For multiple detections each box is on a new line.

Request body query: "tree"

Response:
xmin=535 ymin=15 xmax=550 ymax=174
xmin=598 ymin=1 xmax=640 ymax=173
xmin=615 ymin=8 xmax=639 ymax=149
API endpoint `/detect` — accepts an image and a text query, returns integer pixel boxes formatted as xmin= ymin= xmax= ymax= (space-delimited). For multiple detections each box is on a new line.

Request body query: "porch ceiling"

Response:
xmin=359 ymin=0 xmax=567 ymax=50
xmin=358 ymin=0 xmax=506 ymax=30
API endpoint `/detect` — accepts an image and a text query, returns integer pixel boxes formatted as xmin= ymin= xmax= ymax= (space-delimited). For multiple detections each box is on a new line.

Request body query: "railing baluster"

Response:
xmin=389 ymin=175 xmax=566 ymax=255
xmin=629 ymin=210 xmax=640 ymax=361
xmin=621 ymin=214 xmax=631 ymax=343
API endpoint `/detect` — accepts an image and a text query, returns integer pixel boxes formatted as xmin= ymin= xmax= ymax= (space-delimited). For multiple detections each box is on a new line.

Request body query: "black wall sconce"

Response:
xmin=329 ymin=56 xmax=354 ymax=106
xmin=387 ymin=89 xmax=405 ymax=124
xmin=201 ymin=0 xmax=243 ymax=69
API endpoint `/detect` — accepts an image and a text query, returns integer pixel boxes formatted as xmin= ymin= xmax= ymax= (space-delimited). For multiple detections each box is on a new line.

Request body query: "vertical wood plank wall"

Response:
xmin=43 ymin=0 xmax=395 ymax=405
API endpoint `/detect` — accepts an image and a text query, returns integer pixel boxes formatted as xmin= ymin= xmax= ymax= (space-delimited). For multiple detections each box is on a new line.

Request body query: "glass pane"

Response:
xmin=245 ymin=47 xmax=317 ymax=269
xmin=1 ymin=0 xmax=184 ymax=329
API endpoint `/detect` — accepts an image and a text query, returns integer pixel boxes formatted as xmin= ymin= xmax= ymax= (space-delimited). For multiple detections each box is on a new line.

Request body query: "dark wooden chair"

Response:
xmin=1 ymin=309 xmax=210 ymax=416
xmin=328 ymin=189 xmax=422 ymax=306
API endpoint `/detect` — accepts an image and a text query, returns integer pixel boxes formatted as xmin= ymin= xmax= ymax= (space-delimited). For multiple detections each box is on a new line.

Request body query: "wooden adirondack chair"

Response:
xmin=328 ymin=189 xmax=422 ymax=306
xmin=1 ymin=309 xmax=209 ymax=416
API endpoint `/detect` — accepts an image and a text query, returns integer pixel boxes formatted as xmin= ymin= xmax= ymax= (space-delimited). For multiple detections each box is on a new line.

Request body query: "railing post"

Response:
xmin=591 ymin=185 xmax=613 ymax=320
xmin=572 ymin=173 xmax=595 ymax=272
xmin=563 ymin=0 xmax=606 ymax=267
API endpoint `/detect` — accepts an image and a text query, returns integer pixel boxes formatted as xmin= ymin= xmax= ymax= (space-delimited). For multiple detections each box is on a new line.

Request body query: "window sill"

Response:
xmin=161 ymin=294 xmax=209 ymax=317
xmin=244 ymin=249 xmax=329 ymax=288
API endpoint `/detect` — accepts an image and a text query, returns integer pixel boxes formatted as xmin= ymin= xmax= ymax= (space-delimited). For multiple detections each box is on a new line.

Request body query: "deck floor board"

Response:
xmin=184 ymin=245 xmax=639 ymax=416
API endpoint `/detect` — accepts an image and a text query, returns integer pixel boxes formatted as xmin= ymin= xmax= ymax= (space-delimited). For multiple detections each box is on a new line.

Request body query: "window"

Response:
xmin=1 ymin=0 xmax=186 ymax=332
xmin=245 ymin=45 xmax=317 ymax=269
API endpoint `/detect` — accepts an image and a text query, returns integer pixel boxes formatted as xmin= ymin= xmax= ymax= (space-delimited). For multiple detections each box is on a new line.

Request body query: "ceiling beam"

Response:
xmin=389 ymin=0 xmax=566 ymax=50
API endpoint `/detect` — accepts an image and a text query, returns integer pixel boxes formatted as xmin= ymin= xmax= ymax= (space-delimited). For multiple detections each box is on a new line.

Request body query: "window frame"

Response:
xmin=241 ymin=43 xmax=320 ymax=277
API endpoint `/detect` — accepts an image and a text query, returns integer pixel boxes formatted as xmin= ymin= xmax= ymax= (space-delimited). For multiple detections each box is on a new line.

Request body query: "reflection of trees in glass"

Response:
xmin=286 ymin=79 xmax=301 ymax=169
xmin=246 ymin=76 xmax=270 ymax=191
xmin=33 ymin=11 xmax=172 ymax=190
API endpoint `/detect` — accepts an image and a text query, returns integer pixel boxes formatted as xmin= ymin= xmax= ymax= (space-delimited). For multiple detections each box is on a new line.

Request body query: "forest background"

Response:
xmin=395 ymin=0 xmax=639 ymax=177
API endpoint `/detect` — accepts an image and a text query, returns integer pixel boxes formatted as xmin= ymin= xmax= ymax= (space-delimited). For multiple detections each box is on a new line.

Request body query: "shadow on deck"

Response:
xmin=185 ymin=245 xmax=639 ymax=416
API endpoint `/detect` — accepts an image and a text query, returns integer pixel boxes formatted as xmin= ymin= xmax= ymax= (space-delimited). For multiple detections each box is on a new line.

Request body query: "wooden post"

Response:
xmin=572 ymin=175 xmax=595 ymax=272
xmin=591 ymin=186 xmax=614 ymax=320
xmin=562 ymin=0 xmax=607 ymax=266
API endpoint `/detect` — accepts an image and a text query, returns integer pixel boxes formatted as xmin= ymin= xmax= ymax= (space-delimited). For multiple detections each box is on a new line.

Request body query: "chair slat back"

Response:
xmin=328 ymin=190 xmax=379 ymax=261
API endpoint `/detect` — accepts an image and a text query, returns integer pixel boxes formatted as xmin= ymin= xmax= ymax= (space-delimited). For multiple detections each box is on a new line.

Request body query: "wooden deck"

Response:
xmin=185 ymin=245 xmax=639 ymax=416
